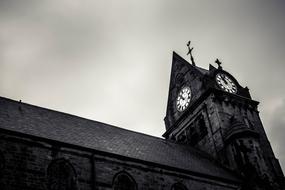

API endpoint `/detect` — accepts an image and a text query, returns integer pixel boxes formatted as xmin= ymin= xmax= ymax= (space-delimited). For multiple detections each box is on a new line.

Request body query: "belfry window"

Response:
xmin=244 ymin=117 xmax=254 ymax=129
xmin=187 ymin=114 xmax=208 ymax=145
xmin=47 ymin=159 xmax=78 ymax=190
xmin=171 ymin=183 xmax=188 ymax=190
xmin=197 ymin=115 xmax=207 ymax=136
xmin=113 ymin=172 xmax=137 ymax=190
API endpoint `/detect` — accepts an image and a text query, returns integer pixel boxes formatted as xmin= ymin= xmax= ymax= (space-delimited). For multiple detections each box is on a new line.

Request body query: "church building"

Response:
xmin=0 ymin=51 xmax=284 ymax=190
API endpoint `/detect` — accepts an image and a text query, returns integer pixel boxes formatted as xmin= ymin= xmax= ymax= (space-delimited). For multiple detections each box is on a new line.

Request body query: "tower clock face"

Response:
xmin=216 ymin=73 xmax=237 ymax=94
xmin=176 ymin=86 xmax=191 ymax=112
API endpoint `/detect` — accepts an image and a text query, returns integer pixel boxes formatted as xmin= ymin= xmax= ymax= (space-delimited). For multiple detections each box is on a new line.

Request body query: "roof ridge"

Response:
xmin=0 ymin=96 xmax=227 ymax=163
xmin=0 ymin=96 xmax=165 ymax=140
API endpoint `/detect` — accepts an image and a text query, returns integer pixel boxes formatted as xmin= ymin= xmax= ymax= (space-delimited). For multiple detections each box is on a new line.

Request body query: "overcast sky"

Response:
xmin=1 ymin=0 xmax=285 ymax=171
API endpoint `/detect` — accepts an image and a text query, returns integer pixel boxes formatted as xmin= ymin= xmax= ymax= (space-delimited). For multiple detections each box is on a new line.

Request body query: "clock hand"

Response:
xmin=221 ymin=75 xmax=228 ymax=85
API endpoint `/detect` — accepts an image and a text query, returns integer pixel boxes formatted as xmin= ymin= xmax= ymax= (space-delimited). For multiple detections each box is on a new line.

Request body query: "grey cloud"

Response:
xmin=0 ymin=0 xmax=285 ymax=171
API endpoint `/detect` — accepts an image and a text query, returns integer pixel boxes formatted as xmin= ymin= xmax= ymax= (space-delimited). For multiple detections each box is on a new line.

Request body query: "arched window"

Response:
xmin=171 ymin=183 xmax=188 ymax=190
xmin=198 ymin=115 xmax=207 ymax=136
xmin=47 ymin=159 xmax=78 ymax=190
xmin=0 ymin=151 xmax=4 ymax=177
xmin=113 ymin=171 xmax=137 ymax=190
xmin=244 ymin=117 xmax=254 ymax=129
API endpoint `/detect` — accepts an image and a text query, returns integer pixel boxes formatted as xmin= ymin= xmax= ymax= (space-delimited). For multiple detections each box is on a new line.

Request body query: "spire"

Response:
xmin=186 ymin=41 xmax=196 ymax=66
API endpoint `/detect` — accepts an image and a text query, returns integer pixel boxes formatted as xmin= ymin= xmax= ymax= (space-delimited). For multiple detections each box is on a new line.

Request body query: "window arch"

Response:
xmin=113 ymin=171 xmax=137 ymax=190
xmin=243 ymin=117 xmax=254 ymax=129
xmin=0 ymin=151 xmax=4 ymax=177
xmin=171 ymin=182 xmax=188 ymax=190
xmin=47 ymin=158 xmax=78 ymax=190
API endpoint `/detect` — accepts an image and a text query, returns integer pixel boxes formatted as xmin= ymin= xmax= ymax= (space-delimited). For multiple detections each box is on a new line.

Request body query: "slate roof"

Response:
xmin=0 ymin=97 xmax=239 ymax=182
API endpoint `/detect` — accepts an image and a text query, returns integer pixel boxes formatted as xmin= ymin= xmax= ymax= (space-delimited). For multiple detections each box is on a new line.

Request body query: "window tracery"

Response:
xmin=185 ymin=114 xmax=208 ymax=145
xmin=113 ymin=171 xmax=137 ymax=190
xmin=47 ymin=159 xmax=78 ymax=190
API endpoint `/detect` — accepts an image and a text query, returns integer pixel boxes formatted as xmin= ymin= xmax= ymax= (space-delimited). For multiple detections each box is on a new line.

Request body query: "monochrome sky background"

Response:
xmin=1 ymin=0 xmax=285 ymax=171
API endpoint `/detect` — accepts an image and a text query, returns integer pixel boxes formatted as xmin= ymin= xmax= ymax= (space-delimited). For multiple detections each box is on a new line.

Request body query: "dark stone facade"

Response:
xmin=0 ymin=52 xmax=284 ymax=189
xmin=164 ymin=52 xmax=285 ymax=189
xmin=0 ymin=130 xmax=240 ymax=190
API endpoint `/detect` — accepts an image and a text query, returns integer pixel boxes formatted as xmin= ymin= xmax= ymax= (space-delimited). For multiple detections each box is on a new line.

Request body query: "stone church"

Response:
xmin=0 ymin=51 xmax=284 ymax=190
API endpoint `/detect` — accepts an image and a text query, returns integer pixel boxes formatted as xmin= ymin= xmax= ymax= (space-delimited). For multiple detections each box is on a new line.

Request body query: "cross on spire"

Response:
xmin=186 ymin=41 xmax=196 ymax=66
xmin=215 ymin=59 xmax=222 ymax=69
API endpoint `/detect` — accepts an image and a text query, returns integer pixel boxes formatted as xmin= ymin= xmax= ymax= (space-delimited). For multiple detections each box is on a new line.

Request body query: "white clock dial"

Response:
xmin=176 ymin=86 xmax=191 ymax=112
xmin=216 ymin=73 xmax=237 ymax=94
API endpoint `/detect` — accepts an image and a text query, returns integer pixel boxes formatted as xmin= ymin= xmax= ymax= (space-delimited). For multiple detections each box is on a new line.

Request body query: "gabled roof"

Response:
xmin=0 ymin=97 xmax=239 ymax=183
xmin=172 ymin=52 xmax=209 ymax=76
xmin=165 ymin=52 xmax=209 ymax=129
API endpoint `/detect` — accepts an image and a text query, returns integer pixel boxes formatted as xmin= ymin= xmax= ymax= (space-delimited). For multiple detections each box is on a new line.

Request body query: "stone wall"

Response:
xmin=0 ymin=131 xmax=239 ymax=190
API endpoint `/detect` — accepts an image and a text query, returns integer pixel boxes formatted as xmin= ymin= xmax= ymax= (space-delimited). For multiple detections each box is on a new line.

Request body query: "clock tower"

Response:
xmin=163 ymin=52 xmax=285 ymax=190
